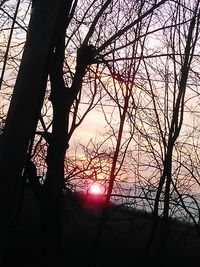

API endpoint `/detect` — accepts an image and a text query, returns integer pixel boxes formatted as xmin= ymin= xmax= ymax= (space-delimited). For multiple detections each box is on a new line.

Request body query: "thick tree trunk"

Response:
xmin=0 ymin=0 xmax=66 ymax=263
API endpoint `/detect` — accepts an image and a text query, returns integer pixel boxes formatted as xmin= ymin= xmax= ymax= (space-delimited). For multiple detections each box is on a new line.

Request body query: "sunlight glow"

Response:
xmin=88 ymin=183 xmax=102 ymax=194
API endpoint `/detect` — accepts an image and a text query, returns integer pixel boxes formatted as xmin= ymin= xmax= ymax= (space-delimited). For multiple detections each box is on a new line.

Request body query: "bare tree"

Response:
xmin=2 ymin=0 xmax=200 ymax=265
xmin=0 ymin=0 xmax=73 ymax=263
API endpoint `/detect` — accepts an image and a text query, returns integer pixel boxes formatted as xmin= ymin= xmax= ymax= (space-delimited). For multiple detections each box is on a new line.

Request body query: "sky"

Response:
xmin=1 ymin=0 xmax=200 ymax=223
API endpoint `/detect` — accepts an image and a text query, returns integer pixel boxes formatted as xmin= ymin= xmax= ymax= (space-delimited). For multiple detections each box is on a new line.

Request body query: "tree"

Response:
xmin=2 ymin=0 xmax=200 ymax=265
xmin=0 ymin=0 xmax=73 ymax=263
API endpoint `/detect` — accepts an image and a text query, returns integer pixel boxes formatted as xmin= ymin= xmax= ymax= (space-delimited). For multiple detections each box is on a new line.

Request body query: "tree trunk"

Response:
xmin=0 ymin=0 xmax=66 ymax=263
xmin=40 ymin=2 xmax=73 ymax=264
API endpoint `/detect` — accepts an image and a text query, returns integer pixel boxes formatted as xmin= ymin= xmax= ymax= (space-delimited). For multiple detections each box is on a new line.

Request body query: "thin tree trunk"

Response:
xmin=40 ymin=1 xmax=73 ymax=264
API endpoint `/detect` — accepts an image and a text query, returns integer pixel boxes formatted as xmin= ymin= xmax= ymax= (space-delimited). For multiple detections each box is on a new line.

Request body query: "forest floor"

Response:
xmin=3 ymin=186 xmax=200 ymax=267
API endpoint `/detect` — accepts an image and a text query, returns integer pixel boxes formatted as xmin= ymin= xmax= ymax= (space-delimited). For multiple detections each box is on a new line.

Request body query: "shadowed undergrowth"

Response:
xmin=3 ymin=186 xmax=200 ymax=267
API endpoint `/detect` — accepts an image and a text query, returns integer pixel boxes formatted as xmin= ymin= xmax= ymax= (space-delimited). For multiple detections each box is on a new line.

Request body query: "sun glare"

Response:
xmin=88 ymin=183 xmax=102 ymax=194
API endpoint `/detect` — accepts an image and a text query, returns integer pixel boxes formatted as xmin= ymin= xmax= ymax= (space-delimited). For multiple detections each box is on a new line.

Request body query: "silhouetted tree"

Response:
xmin=0 ymin=0 xmax=73 ymax=264
xmin=1 ymin=1 xmax=200 ymax=266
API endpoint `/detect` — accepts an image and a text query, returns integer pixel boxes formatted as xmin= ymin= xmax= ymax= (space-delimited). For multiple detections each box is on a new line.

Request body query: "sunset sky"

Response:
xmin=1 ymin=1 xmax=200 ymax=220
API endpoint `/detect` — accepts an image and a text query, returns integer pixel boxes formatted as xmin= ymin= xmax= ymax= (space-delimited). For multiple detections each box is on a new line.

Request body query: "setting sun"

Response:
xmin=88 ymin=183 xmax=102 ymax=195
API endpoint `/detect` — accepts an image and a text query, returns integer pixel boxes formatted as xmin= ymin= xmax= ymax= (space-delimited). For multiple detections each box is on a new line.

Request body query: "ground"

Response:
xmin=3 ymin=186 xmax=200 ymax=267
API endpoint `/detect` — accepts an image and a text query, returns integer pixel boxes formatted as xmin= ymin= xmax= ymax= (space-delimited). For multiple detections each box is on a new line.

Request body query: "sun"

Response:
xmin=88 ymin=183 xmax=102 ymax=195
